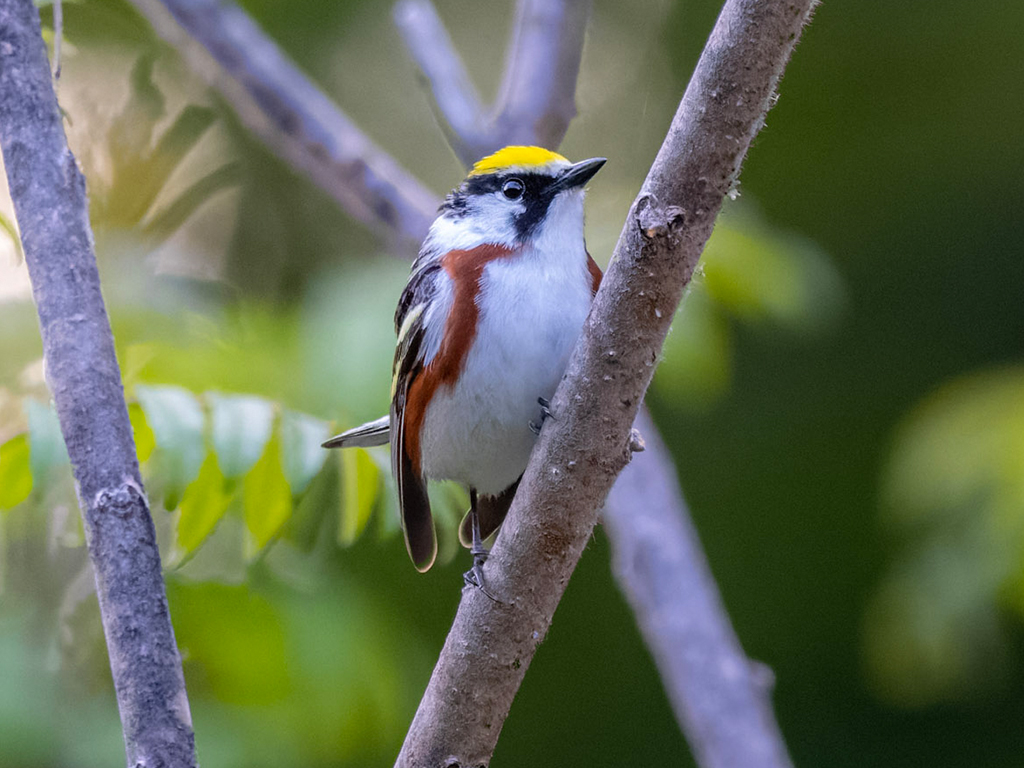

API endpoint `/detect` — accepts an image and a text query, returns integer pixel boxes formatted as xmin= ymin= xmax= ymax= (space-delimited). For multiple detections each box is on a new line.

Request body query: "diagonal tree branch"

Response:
xmin=606 ymin=410 xmax=790 ymax=768
xmin=394 ymin=0 xmax=815 ymax=765
xmin=392 ymin=0 xmax=490 ymax=166
xmin=127 ymin=0 xmax=438 ymax=248
xmin=0 ymin=1 xmax=197 ymax=766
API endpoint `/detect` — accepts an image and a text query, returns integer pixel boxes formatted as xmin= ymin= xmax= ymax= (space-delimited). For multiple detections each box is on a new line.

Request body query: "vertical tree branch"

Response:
xmin=606 ymin=410 xmax=791 ymax=768
xmin=395 ymin=0 xmax=815 ymax=765
xmin=0 ymin=2 xmax=196 ymax=766
xmin=127 ymin=0 xmax=439 ymax=248
xmin=490 ymin=0 xmax=589 ymax=150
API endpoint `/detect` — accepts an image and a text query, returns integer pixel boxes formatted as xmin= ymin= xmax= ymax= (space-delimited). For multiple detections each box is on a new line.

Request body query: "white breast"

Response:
xmin=419 ymin=236 xmax=593 ymax=495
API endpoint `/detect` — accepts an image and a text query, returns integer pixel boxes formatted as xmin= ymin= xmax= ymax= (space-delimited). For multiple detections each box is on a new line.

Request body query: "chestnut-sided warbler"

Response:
xmin=323 ymin=146 xmax=605 ymax=584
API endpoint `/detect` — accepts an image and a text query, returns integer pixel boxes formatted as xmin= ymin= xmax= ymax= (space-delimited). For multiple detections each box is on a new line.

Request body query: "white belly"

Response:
xmin=419 ymin=254 xmax=592 ymax=494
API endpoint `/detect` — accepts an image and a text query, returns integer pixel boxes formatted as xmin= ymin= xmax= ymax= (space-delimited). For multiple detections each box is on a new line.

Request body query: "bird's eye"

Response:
xmin=502 ymin=178 xmax=525 ymax=200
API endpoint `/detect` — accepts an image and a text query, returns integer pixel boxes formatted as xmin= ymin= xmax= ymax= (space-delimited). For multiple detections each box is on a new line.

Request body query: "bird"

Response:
xmin=323 ymin=146 xmax=605 ymax=586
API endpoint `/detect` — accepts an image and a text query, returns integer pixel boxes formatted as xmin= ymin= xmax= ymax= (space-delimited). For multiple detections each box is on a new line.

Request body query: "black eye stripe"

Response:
xmin=463 ymin=171 xmax=553 ymax=197
xmin=458 ymin=171 xmax=562 ymax=240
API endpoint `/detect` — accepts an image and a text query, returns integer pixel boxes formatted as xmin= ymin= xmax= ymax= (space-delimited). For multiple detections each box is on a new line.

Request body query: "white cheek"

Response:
xmin=424 ymin=197 xmax=519 ymax=251
xmin=533 ymin=190 xmax=586 ymax=256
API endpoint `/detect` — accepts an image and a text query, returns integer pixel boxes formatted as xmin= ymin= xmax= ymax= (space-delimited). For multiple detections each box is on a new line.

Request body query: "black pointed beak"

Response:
xmin=552 ymin=157 xmax=606 ymax=193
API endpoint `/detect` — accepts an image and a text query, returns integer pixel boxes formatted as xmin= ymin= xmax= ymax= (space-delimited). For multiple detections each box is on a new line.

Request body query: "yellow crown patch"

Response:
xmin=470 ymin=146 xmax=569 ymax=176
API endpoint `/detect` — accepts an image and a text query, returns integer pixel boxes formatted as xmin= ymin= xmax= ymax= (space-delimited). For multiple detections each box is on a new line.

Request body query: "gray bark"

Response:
xmin=0 ymin=2 xmax=196 ymax=766
xmin=394 ymin=0 xmax=816 ymax=765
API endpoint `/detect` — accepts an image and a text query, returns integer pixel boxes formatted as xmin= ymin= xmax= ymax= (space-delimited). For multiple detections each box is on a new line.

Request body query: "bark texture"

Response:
xmin=0 ymin=2 xmax=196 ymax=766
xmin=395 ymin=0 xmax=816 ymax=765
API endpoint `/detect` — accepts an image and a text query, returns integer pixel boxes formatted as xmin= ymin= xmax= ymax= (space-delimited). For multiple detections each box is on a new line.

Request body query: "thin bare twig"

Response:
xmin=606 ymin=410 xmax=791 ymax=768
xmin=394 ymin=0 xmax=589 ymax=166
xmin=51 ymin=0 xmax=62 ymax=82
xmin=0 ymin=1 xmax=196 ymax=765
xmin=395 ymin=0 xmax=815 ymax=764
xmin=127 ymin=0 xmax=438 ymax=248
xmin=392 ymin=0 xmax=489 ymax=166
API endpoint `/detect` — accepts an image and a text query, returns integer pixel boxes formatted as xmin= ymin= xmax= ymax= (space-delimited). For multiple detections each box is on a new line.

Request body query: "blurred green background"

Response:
xmin=2 ymin=0 xmax=1024 ymax=765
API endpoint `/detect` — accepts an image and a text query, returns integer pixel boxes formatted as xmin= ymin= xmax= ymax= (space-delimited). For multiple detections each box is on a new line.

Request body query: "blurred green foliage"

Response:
xmin=1 ymin=0 xmax=1023 ymax=765
xmin=866 ymin=368 xmax=1024 ymax=707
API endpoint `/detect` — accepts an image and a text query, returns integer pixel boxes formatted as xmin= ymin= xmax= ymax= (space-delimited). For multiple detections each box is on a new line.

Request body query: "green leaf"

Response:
xmin=24 ymin=399 xmax=68 ymax=481
xmin=209 ymin=393 xmax=275 ymax=480
xmin=0 ymin=435 xmax=33 ymax=510
xmin=285 ymin=455 xmax=338 ymax=552
xmin=655 ymin=277 xmax=733 ymax=410
xmin=135 ymin=385 xmax=205 ymax=509
xmin=883 ymin=367 xmax=1024 ymax=526
xmin=141 ymin=162 xmax=242 ymax=246
xmin=280 ymin=410 xmax=329 ymax=495
xmin=0 ymin=209 xmax=23 ymax=264
xmin=338 ymin=448 xmax=380 ymax=547
xmin=701 ymin=210 xmax=844 ymax=332
xmin=146 ymin=104 xmax=217 ymax=188
xmin=177 ymin=451 xmax=233 ymax=555
xmin=366 ymin=446 xmax=400 ymax=538
xmin=128 ymin=402 xmax=156 ymax=463
xmin=243 ymin=433 xmax=292 ymax=554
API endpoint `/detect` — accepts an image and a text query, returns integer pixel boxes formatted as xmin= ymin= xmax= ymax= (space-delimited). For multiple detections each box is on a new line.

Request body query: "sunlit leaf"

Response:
xmin=882 ymin=367 xmax=1024 ymax=527
xmin=0 ymin=210 xmax=23 ymax=264
xmin=141 ymin=162 xmax=242 ymax=245
xmin=103 ymin=54 xmax=164 ymax=225
xmin=280 ymin=409 xmax=329 ymax=495
xmin=868 ymin=366 xmax=1024 ymax=706
xmin=209 ymin=393 xmax=275 ymax=480
xmin=655 ymin=276 xmax=732 ymax=410
xmin=243 ymin=432 xmax=292 ymax=554
xmin=0 ymin=435 xmax=33 ymax=510
xmin=128 ymin=402 xmax=155 ymax=463
xmin=366 ymin=446 xmax=400 ymax=539
xmin=146 ymin=104 xmax=217 ymax=187
xmin=286 ymin=454 xmax=338 ymax=552
xmin=338 ymin=448 xmax=380 ymax=547
xmin=135 ymin=385 xmax=205 ymax=509
xmin=24 ymin=399 xmax=68 ymax=481
xmin=701 ymin=208 xmax=844 ymax=332
xmin=177 ymin=451 xmax=233 ymax=555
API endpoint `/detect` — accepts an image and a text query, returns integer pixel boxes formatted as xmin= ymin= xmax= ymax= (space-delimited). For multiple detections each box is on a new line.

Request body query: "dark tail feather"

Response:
xmin=459 ymin=479 xmax=521 ymax=548
xmin=402 ymin=482 xmax=436 ymax=572
xmin=398 ymin=446 xmax=436 ymax=572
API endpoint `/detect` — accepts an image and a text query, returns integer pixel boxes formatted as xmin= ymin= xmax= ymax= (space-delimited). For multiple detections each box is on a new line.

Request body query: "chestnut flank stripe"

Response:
xmin=587 ymin=254 xmax=602 ymax=296
xmin=404 ymin=244 xmax=516 ymax=472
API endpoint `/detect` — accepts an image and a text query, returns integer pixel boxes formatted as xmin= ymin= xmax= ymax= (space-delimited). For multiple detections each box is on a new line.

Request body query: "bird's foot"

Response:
xmin=463 ymin=548 xmax=502 ymax=603
xmin=529 ymin=396 xmax=554 ymax=435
